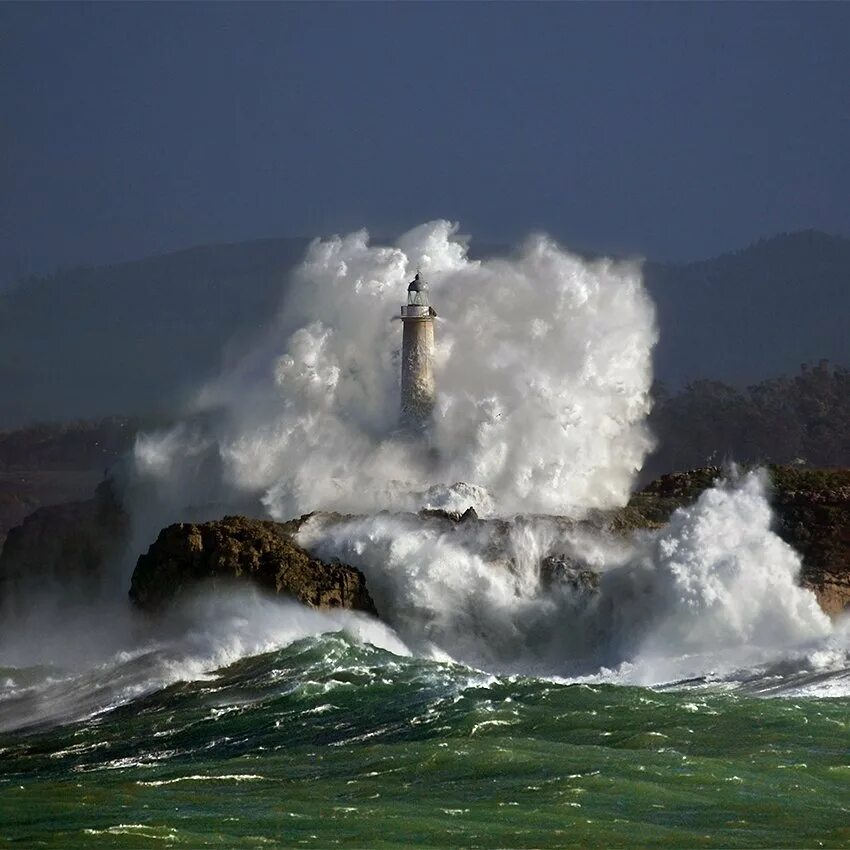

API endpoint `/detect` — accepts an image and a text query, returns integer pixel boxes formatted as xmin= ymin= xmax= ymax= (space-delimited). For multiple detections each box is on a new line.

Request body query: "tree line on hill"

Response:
xmin=642 ymin=361 xmax=850 ymax=483
xmin=1 ymin=360 xmax=848 ymax=495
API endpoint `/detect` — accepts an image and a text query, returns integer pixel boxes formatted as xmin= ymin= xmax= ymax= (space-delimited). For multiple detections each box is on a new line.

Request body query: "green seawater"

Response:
xmin=1 ymin=635 xmax=848 ymax=849
xmin=0 ymin=634 xmax=850 ymax=848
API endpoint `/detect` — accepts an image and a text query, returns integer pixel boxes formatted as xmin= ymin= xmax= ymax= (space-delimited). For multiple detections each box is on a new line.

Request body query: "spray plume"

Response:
xmin=128 ymin=222 xmax=841 ymax=686
xmin=299 ymin=470 xmax=833 ymax=682
xmin=3 ymin=221 xmax=844 ymax=735
xmin=134 ymin=220 xmax=657 ymax=520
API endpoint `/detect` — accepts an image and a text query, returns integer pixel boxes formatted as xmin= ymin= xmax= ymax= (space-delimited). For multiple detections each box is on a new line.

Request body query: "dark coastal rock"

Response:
xmin=129 ymin=515 xmax=377 ymax=616
xmin=0 ymin=479 xmax=129 ymax=608
xmin=283 ymin=471 xmax=850 ymax=618
xmin=3 ymin=463 xmax=849 ymax=622
xmin=419 ymin=505 xmax=480 ymax=524
xmin=540 ymin=554 xmax=600 ymax=595
xmin=614 ymin=466 xmax=850 ymax=617
xmin=764 ymin=468 xmax=850 ymax=618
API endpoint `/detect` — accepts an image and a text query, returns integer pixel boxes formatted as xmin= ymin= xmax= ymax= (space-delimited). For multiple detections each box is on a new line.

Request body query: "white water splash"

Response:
xmin=638 ymin=470 xmax=830 ymax=655
xmin=6 ymin=222 xmax=843 ymax=729
xmin=0 ymin=586 xmax=408 ymax=733
xmin=133 ymin=220 xmax=656 ymax=520
xmin=126 ymin=224 xmax=843 ymax=690
xmin=299 ymin=470 xmax=835 ymax=684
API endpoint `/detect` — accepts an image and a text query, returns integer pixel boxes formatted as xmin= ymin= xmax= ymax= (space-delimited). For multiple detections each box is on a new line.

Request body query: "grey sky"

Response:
xmin=2 ymin=2 xmax=849 ymax=276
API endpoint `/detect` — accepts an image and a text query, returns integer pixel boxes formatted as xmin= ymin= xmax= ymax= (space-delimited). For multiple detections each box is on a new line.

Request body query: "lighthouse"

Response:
xmin=400 ymin=271 xmax=436 ymax=429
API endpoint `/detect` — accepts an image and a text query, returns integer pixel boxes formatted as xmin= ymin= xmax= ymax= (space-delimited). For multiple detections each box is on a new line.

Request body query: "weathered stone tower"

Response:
xmin=400 ymin=272 xmax=436 ymax=429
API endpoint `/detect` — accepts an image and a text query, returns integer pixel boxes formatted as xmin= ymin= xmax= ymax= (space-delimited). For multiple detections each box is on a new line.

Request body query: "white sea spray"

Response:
xmin=133 ymin=220 xmax=656 ymax=519
xmin=1 ymin=221 xmax=847 ymax=732
xmin=299 ymin=470 xmax=834 ymax=683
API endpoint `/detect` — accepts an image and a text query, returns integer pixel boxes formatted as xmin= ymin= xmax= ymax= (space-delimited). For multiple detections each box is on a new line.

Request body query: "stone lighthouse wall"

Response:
xmin=400 ymin=316 xmax=435 ymax=429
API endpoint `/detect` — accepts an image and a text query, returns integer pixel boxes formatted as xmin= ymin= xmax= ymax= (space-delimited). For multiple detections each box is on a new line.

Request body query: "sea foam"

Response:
xmin=133 ymin=220 xmax=656 ymax=521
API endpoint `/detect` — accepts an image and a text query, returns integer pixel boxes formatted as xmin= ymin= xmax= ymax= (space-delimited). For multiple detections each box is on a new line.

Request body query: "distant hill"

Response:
xmin=645 ymin=230 xmax=850 ymax=389
xmin=0 ymin=237 xmax=310 ymax=426
xmin=0 ymin=229 xmax=848 ymax=428
xmin=0 ymin=417 xmax=139 ymax=542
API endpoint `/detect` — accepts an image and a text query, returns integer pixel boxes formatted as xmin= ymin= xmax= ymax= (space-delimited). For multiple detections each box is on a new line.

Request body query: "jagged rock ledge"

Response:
xmin=129 ymin=515 xmax=377 ymax=616
xmin=1 ymin=466 xmax=848 ymax=620
xmin=0 ymin=479 xmax=129 ymax=607
xmin=278 ymin=466 xmax=850 ymax=618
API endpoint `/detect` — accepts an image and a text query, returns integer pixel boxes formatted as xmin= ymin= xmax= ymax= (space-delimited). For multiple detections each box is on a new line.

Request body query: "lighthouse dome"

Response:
xmin=407 ymin=272 xmax=428 ymax=292
xmin=406 ymin=272 xmax=430 ymax=307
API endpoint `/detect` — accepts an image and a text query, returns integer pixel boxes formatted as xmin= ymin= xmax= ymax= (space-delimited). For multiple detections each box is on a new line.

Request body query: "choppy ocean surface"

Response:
xmin=2 ymin=626 xmax=849 ymax=849
xmin=3 ymin=472 xmax=850 ymax=847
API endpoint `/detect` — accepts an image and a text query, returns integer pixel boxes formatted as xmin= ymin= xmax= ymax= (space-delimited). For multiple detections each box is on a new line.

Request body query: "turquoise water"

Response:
xmin=2 ymin=634 xmax=848 ymax=848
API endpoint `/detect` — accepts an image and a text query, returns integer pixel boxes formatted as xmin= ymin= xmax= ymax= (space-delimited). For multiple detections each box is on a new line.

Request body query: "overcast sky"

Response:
xmin=2 ymin=1 xmax=849 ymax=276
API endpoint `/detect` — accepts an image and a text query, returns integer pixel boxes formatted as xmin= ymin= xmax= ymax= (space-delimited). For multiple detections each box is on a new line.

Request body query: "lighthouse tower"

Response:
xmin=400 ymin=272 xmax=436 ymax=429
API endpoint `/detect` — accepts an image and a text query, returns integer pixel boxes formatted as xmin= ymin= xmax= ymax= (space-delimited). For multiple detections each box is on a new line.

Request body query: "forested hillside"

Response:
xmin=643 ymin=362 xmax=850 ymax=483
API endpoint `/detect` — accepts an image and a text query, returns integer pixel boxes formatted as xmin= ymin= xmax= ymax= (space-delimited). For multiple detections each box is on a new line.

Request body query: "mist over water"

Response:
xmin=125 ymin=222 xmax=846 ymax=696
xmin=134 ymin=220 xmax=657 ymax=520
xmin=0 ymin=588 xmax=408 ymax=733
xmin=2 ymin=222 xmax=848 ymax=739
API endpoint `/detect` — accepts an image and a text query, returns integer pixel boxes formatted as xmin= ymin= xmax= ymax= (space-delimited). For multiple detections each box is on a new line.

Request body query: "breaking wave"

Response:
xmin=299 ymin=469 xmax=839 ymax=686
xmin=2 ymin=222 xmax=848 ymax=737
xmin=133 ymin=220 xmax=656 ymax=520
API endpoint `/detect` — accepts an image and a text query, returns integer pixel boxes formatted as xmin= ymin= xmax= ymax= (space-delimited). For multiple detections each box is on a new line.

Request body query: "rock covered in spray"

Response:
xmin=539 ymin=553 xmax=600 ymax=594
xmin=614 ymin=466 xmax=850 ymax=618
xmin=129 ymin=515 xmax=377 ymax=615
xmin=295 ymin=468 xmax=836 ymax=677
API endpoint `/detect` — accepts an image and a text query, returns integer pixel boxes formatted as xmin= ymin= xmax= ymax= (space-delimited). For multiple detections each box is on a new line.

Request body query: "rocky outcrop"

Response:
xmin=294 ymin=508 xmax=598 ymax=600
xmin=0 ymin=479 xmax=129 ymax=608
xmin=615 ymin=466 xmax=850 ymax=617
xmin=0 ymin=418 xmax=138 ymax=542
xmin=539 ymin=554 xmax=600 ymax=594
xmin=4 ymin=464 xmax=849 ymax=622
xmin=760 ymin=468 xmax=850 ymax=618
xmin=129 ymin=515 xmax=377 ymax=615
xmin=384 ymin=467 xmax=850 ymax=618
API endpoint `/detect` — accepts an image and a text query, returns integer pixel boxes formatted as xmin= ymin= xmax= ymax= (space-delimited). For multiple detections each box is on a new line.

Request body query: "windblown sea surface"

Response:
xmin=1 ymin=585 xmax=849 ymax=849
xmin=2 ymin=223 xmax=849 ymax=846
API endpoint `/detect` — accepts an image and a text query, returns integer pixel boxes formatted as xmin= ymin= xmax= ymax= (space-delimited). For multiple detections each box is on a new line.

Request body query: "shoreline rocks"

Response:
xmin=0 ymin=479 xmax=129 ymax=610
xmin=129 ymin=515 xmax=377 ymax=616
xmin=2 ymin=466 xmax=848 ymax=622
